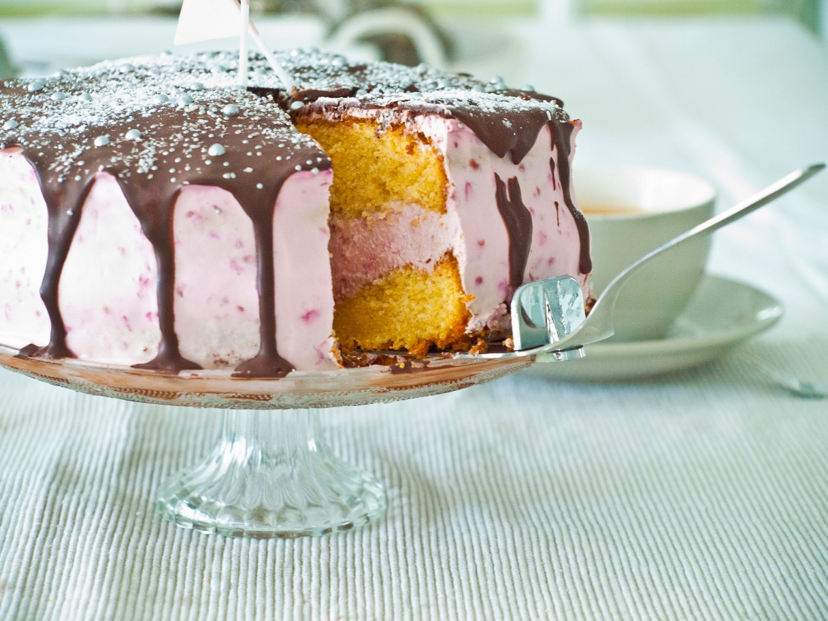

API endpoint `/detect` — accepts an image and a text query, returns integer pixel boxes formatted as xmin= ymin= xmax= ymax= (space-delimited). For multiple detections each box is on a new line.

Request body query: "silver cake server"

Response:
xmin=465 ymin=162 xmax=826 ymax=361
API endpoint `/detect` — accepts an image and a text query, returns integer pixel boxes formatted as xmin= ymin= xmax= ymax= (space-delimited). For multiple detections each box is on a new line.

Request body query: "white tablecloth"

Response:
xmin=1 ymin=14 xmax=827 ymax=621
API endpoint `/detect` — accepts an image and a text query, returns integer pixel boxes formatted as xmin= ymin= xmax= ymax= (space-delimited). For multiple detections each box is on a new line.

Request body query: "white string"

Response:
xmin=231 ymin=0 xmax=296 ymax=92
xmin=238 ymin=0 xmax=249 ymax=89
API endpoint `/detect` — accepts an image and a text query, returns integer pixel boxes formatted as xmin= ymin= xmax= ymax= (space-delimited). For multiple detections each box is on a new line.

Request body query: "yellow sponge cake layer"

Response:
xmin=296 ymin=118 xmax=447 ymax=218
xmin=333 ymin=255 xmax=471 ymax=358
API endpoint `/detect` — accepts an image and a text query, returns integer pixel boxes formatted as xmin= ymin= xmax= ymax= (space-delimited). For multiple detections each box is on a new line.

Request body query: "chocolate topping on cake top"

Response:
xmin=0 ymin=50 xmax=590 ymax=375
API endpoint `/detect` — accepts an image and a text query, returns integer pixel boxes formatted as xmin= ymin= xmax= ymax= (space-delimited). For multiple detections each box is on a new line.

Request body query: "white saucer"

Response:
xmin=521 ymin=274 xmax=783 ymax=382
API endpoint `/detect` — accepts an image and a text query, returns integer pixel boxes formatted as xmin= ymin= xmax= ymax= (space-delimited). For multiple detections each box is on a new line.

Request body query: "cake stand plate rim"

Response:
xmin=0 ymin=344 xmax=532 ymax=409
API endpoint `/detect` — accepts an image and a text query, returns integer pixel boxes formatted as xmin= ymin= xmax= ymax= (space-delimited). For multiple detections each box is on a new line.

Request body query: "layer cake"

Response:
xmin=0 ymin=50 xmax=592 ymax=376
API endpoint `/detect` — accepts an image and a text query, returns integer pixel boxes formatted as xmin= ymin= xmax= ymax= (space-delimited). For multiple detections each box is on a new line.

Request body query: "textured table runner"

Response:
xmin=1 ymin=338 xmax=827 ymax=620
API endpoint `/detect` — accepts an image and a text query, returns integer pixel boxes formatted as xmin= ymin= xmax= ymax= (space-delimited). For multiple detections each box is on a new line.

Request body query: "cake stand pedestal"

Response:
xmin=0 ymin=345 xmax=531 ymax=538
xmin=156 ymin=408 xmax=386 ymax=538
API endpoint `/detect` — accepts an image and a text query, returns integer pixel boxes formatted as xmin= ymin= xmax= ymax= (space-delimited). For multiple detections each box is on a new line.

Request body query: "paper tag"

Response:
xmin=174 ymin=0 xmax=241 ymax=46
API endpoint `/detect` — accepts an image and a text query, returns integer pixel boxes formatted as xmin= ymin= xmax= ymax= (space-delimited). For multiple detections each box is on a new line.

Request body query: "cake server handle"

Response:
xmin=464 ymin=162 xmax=826 ymax=360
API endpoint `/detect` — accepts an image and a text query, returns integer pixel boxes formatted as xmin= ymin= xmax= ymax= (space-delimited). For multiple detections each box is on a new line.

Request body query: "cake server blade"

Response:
xmin=510 ymin=276 xmax=586 ymax=361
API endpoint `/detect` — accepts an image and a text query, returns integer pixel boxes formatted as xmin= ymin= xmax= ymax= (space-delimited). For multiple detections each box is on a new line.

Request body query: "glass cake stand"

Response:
xmin=0 ymin=344 xmax=532 ymax=538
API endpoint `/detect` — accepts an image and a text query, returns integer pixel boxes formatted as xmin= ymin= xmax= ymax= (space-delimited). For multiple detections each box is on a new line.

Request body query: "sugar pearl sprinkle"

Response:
xmin=124 ymin=129 xmax=142 ymax=140
xmin=208 ymin=143 xmax=226 ymax=156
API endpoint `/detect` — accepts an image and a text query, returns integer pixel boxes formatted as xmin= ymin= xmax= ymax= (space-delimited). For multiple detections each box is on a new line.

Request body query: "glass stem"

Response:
xmin=156 ymin=408 xmax=386 ymax=538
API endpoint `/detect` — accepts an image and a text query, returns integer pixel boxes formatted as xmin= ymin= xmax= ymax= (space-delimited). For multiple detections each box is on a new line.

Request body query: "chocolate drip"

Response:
xmin=547 ymin=121 xmax=592 ymax=274
xmin=503 ymin=89 xmax=564 ymax=108
xmin=494 ymin=175 xmax=533 ymax=296
xmin=231 ymin=180 xmax=293 ymax=379
xmin=549 ymin=155 xmax=557 ymax=191
xmin=116 ymin=181 xmax=201 ymax=373
xmin=450 ymin=106 xmax=551 ymax=165
xmin=21 ymin=163 xmax=92 ymax=359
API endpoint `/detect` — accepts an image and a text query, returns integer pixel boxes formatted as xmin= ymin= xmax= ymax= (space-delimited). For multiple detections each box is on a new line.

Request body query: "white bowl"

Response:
xmin=574 ymin=165 xmax=717 ymax=342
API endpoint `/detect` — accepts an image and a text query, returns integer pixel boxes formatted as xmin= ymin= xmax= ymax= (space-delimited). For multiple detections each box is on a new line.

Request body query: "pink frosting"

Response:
xmin=272 ymin=170 xmax=337 ymax=371
xmin=0 ymin=152 xmax=336 ymax=372
xmin=172 ymin=185 xmax=260 ymax=369
xmin=174 ymin=171 xmax=337 ymax=371
xmin=60 ymin=173 xmax=160 ymax=365
xmin=432 ymin=117 xmax=589 ymax=332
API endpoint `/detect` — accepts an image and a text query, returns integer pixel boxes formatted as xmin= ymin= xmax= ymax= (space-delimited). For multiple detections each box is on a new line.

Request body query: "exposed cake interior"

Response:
xmin=295 ymin=117 xmax=470 ymax=357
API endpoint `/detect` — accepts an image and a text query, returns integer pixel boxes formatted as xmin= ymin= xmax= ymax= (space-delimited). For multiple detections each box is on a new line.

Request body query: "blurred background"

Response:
xmin=0 ymin=0 xmax=825 ymax=80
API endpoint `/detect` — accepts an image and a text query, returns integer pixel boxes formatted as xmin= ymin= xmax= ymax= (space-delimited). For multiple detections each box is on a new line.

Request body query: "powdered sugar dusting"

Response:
xmin=0 ymin=49 xmax=570 ymax=187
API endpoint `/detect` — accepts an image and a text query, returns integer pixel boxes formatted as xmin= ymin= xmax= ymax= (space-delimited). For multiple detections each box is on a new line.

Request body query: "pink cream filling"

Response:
xmin=330 ymin=203 xmax=461 ymax=301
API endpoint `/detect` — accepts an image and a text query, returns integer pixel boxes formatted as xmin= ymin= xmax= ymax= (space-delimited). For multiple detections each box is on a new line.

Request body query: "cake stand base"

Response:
xmin=155 ymin=409 xmax=386 ymax=538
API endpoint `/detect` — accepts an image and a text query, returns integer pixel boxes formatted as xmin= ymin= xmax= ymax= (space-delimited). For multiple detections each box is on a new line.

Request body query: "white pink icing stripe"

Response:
xmin=330 ymin=203 xmax=461 ymax=301
xmin=0 ymin=150 xmax=50 ymax=349
xmin=60 ymin=173 xmax=160 ymax=365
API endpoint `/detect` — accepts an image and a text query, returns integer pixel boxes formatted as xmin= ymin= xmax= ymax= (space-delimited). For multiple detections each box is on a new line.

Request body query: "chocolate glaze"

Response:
xmin=112 ymin=179 xmax=198 ymax=373
xmin=231 ymin=183 xmax=293 ymax=379
xmin=1 ymin=49 xmax=591 ymax=373
xmin=293 ymin=87 xmax=355 ymax=102
xmin=450 ymin=106 xmax=550 ymax=165
xmin=276 ymin=51 xmax=576 ymax=168
xmin=494 ymin=175 xmax=533 ymax=296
